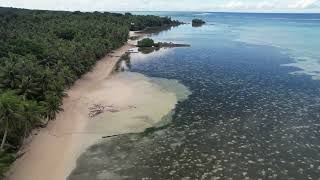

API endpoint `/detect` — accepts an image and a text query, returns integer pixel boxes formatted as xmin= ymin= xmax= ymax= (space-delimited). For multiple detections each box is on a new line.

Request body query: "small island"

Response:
xmin=137 ymin=38 xmax=157 ymax=47
xmin=136 ymin=38 xmax=190 ymax=54
xmin=192 ymin=18 xmax=206 ymax=27
xmin=137 ymin=38 xmax=190 ymax=48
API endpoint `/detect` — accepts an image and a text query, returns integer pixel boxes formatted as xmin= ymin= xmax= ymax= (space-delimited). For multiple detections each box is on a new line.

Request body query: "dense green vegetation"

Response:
xmin=137 ymin=38 xmax=156 ymax=47
xmin=0 ymin=7 xmax=180 ymax=177
xmin=192 ymin=18 xmax=206 ymax=26
xmin=0 ymin=151 xmax=15 ymax=176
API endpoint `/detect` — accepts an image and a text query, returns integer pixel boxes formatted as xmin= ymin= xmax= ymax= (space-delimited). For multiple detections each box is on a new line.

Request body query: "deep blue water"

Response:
xmin=69 ymin=12 xmax=320 ymax=179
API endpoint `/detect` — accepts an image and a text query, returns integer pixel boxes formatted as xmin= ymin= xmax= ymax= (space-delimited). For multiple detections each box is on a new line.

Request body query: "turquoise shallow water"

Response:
xmin=68 ymin=12 xmax=320 ymax=179
xmin=137 ymin=12 xmax=320 ymax=80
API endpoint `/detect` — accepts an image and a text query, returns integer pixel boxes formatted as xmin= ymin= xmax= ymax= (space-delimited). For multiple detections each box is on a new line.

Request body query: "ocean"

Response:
xmin=68 ymin=12 xmax=320 ymax=179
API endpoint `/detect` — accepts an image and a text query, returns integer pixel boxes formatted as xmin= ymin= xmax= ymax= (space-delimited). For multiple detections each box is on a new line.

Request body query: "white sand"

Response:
xmin=87 ymin=72 xmax=190 ymax=135
xmin=7 ymin=34 xmax=190 ymax=180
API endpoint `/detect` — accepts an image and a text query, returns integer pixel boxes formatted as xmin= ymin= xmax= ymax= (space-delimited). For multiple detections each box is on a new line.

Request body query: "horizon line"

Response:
xmin=1 ymin=6 xmax=320 ymax=14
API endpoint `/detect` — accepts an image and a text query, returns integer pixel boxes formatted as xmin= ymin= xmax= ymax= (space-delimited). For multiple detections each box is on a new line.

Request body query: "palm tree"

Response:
xmin=0 ymin=151 xmax=15 ymax=177
xmin=0 ymin=91 xmax=23 ymax=151
xmin=0 ymin=59 xmax=19 ymax=89
xmin=56 ymin=61 xmax=76 ymax=88
xmin=36 ymin=68 xmax=54 ymax=100
xmin=16 ymin=76 xmax=41 ymax=101
xmin=21 ymin=101 xmax=44 ymax=138
xmin=41 ymin=93 xmax=63 ymax=121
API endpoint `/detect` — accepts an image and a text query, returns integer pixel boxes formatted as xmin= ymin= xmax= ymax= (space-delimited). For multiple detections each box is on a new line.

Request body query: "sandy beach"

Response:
xmin=6 ymin=42 xmax=134 ymax=180
xmin=6 ymin=33 xmax=190 ymax=180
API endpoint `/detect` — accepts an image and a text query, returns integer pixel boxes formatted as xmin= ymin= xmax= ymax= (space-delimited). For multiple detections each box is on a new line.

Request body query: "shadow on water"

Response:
xmin=138 ymin=47 xmax=160 ymax=54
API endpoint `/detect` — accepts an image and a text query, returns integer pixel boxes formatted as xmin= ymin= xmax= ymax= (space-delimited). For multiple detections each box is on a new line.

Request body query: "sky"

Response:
xmin=1 ymin=0 xmax=320 ymax=13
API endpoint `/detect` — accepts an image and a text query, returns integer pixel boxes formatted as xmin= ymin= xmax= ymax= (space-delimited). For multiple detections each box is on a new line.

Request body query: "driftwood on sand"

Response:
xmin=88 ymin=104 xmax=137 ymax=118
xmin=88 ymin=104 xmax=119 ymax=118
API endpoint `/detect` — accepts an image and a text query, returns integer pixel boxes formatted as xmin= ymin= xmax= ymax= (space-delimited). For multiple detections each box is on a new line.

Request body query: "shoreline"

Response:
xmin=6 ymin=41 xmax=135 ymax=180
xmin=6 ymin=29 xmax=191 ymax=180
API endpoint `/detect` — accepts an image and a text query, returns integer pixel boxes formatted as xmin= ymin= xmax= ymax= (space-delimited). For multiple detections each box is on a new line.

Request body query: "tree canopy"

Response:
xmin=137 ymin=38 xmax=156 ymax=47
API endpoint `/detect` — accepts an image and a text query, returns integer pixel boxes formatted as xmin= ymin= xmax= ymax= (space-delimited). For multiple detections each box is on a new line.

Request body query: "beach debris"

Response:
xmin=89 ymin=104 xmax=105 ymax=117
xmin=102 ymin=132 xmax=135 ymax=139
xmin=88 ymin=104 xmax=137 ymax=118
xmin=102 ymin=134 xmax=122 ymax=139
xmin=127 ymin=48 xmax=139 ymax=53
xmin=128 ymin=105 xmax=137 ymax=109
xmin=88 ymin=104 xmax=119 ymax=118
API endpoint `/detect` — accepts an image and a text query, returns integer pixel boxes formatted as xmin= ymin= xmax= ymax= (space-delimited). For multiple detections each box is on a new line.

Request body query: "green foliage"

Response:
xmin=0 ymin=151 xmax=15 ymax=177
xmin=0 ymin=7 xmax=180 ymax=176
xmin=0 ymin=91 xmax=43 ymax=151
xmin=40 ymin=92 xmax=64 ymax=121
xmin=55 ymin=28 xmax=77 ymax=41
xmin=137 ymin=38 xmax=155 ymax=47
xmin=0 ymin=91 xmax=24 ymax=150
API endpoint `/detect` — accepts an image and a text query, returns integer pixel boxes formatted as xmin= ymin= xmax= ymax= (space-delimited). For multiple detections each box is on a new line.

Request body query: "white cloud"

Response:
xmin=288 ymin=0 xmax=319 ymax=8
xmin=256 ymin=2 xmax=275 ymax=9
xmin=224 ymin=1 xmax=245 ymax=9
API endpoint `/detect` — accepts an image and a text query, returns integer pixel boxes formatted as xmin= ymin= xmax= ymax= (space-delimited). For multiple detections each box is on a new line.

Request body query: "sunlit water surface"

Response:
xmin=68 ymin=12 xmax=320 ymax=180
